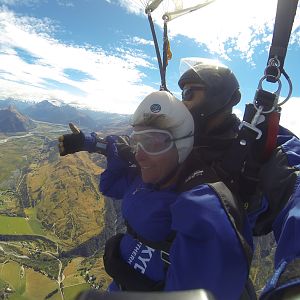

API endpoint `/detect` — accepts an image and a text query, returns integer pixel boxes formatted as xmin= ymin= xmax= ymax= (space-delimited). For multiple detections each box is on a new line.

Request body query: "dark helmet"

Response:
xmin=178 ymin=59 xmax=241 ymax=118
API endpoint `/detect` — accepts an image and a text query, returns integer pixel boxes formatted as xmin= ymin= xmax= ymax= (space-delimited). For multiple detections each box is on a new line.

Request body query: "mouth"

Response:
xmin=141 ymin=166 xmax=151 ymax=170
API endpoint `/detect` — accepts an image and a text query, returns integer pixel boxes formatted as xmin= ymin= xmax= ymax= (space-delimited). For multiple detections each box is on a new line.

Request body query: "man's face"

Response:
xmin=182 ymin=84 xmax=206 ymax=111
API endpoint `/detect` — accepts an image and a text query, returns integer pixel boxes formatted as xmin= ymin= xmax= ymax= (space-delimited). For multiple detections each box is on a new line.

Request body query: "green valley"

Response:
xmin=0 ymin=121 xmax=113 ymax=299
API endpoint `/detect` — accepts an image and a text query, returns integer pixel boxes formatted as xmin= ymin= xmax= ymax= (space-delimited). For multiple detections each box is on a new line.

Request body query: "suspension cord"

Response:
xmin=147 ymin=13 xmax=164 ymax=88
xmin=161 ymin=18 xmax=168 ymax=91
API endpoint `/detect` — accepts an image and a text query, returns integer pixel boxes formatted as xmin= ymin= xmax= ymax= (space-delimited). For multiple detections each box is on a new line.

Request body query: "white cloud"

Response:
xmin=0 ymin=7 xmax=156 ymax=113
xmin=0 ymin=0 xmax=39 ymax=5
xmin=118 ymin=0 xmax=300 ymax=63
xmin=56 ymin=0 xmax=74 ymax=7
xmin=233 ymin=107 xmax=243 ymax=120
xmin=0 ymin=2 xmax=299 ymax=115
xmin=279 ymin=97 xmax=300 ymax=137
xmin=132 ymin=36 xmax=153 ymax=46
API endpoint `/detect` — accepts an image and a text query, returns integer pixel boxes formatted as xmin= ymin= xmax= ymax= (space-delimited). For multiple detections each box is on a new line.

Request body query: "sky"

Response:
xmin=0 ymin=0 xmax=300 ymax=135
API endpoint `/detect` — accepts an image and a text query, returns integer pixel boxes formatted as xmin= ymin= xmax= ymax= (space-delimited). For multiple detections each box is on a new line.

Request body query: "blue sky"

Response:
xmin=0 ymin=0 xmax=300 ymax=134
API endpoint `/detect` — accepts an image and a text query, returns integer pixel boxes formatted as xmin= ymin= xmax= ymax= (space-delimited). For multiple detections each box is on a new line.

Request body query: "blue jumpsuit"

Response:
xmin=255 ymin=128 xmax=300 ymax=299
xmin=98 ymin=136 xmax=251 ymax=300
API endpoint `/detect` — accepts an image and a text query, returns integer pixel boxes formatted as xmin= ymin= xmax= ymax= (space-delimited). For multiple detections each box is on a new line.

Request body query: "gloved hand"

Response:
xmin=115 ymin=136 xmax=136 ymax=165
xmin=105 ymin=135 xmax=136 ymax=165
xmin=58 ymin=123 xmax=85 ymax=156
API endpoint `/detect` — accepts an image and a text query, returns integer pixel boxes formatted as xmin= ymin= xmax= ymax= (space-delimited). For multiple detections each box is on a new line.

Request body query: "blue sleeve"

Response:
xmin=260 ymin=136 xmax=300 ymax=299
xmin=165 ymin=184 xmax=249 ymax=300
xmin=99 ymin=135 xmax=137 ymax=199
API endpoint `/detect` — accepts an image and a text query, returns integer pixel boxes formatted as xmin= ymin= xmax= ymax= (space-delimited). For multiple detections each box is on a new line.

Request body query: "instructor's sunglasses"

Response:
xmin=182 ymin=86 xmax=206 ymax=101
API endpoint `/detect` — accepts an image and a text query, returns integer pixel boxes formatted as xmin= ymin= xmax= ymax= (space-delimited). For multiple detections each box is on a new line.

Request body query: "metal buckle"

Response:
xmin=238 ymin=121 xmax=262 ymax=140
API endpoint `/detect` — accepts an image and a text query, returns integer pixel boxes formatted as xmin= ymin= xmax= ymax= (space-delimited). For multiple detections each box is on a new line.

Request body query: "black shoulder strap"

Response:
xmin=125 ymin=220 xmax=176 ymax=254
xmin=208 ymin=182 xmax=253 ymax=267
xmin=266 ymin=0 xmax=299 ymax=81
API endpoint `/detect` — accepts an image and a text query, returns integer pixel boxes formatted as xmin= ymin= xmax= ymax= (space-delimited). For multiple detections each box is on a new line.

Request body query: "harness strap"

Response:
xmin=262 ymin=111 xmax=281 ymax=160
xmin=220 ymin=101 xmax=281 ymax=213
xmin=208 ymin=182 xmax=253 ymax=267
xmin=266 ymin=0 xmax=299 ymax=81
xmin=125 ymin=220 xmax=176 ymax=265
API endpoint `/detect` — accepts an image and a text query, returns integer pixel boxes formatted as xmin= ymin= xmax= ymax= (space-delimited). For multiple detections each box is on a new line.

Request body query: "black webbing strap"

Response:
xmin=125 ymin=220 xmax=176 ymax=265
xmin=220 ymin=101 xmax=281 ymax=212
xmin=208 ymin=182 xmax=253 ymax=268
xmin=266 ymin=0 xmax=299 ymax=82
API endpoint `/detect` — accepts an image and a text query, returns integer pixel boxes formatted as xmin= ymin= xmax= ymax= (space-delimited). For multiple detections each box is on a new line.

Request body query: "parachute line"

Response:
xmin=145 ymin=0 xmax=164 ymax=13
xmin=163 ymin=0 xmax=216 ymax=21
xmin=147 ymin=13 xmax=164 ymax=89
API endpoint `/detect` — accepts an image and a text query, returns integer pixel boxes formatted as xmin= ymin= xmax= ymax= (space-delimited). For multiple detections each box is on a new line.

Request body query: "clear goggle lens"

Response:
xmin=129 ymin=129 xmax=174 ymax=155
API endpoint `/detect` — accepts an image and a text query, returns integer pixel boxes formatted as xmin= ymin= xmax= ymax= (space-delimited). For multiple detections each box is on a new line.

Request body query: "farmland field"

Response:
xmin=0 ymin=216 xmax=34 ymax=235
xmin=0 ymin=261 xmax=62 ymax=300
xmin=63 ymin=283 xmax=90 ymax=300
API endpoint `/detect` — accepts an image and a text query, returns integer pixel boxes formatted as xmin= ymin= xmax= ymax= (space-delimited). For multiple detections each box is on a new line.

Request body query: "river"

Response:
xmin=0 ymin=133 xmax=33 ymax=144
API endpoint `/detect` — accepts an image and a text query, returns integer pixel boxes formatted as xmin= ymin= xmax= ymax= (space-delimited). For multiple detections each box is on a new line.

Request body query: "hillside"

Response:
xmin=0 ymin=106 xmax=35 ymax=132
xmin=27 ymin=152 xmax=106 ymax=249
xmin=0 ymin=121 xmax=115 ymax=298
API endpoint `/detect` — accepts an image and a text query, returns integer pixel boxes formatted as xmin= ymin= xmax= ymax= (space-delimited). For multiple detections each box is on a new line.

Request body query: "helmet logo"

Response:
xmin=150 ymin=104 xmax=161 ymax=113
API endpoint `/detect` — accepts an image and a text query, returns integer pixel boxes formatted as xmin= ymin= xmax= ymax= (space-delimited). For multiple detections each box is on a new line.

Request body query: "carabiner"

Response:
xmin=254 ymin=75 xmax=282 ymax=114
xmin=264 ymin=57 xmax=281 ymax=82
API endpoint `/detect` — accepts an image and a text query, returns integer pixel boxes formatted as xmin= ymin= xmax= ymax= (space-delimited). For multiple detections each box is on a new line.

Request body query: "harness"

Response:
xmin=218 ymin=0 xmax=298 ymax=234
xmin=103 ymin=164 xmax=254 ymax=296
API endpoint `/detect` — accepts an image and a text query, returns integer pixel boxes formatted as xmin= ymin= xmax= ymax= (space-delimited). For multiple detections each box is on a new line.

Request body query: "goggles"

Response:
xmin=129 ymin=129 xmax=175 ymax=155
xmin=130 ymin=129 xmax=194 ymax=156
xmin=182 ymin=86 xmax=206 ymax=101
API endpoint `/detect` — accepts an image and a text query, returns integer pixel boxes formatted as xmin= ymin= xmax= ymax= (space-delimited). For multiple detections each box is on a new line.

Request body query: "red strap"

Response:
xmin=262 ymin=111 xmax=281 ymax=160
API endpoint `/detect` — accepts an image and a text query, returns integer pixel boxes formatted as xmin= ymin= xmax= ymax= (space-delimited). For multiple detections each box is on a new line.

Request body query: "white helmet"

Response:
xmin=131 ymin=90 xmax=194 ymax=163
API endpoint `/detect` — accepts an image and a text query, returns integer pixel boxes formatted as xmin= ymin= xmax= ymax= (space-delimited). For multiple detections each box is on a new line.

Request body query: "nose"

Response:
xmin=135 ymin=144 xmax=148 ymax=161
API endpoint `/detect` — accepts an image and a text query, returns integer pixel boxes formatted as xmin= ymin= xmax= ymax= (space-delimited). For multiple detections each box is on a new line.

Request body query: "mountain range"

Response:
xmin=0 ymin=98 xmax=130 ymax=133
xmin=0 ymin=105 xmax=35 ymax=132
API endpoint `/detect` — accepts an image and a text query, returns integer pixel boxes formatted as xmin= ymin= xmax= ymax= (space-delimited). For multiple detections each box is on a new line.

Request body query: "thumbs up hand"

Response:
xmin=58 ymin=123 xmax=85 ymax=156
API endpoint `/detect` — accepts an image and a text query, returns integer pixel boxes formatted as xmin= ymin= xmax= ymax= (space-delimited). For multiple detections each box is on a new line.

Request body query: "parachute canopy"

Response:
xmin=144 ymin=0 xmax=216 ymax=21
